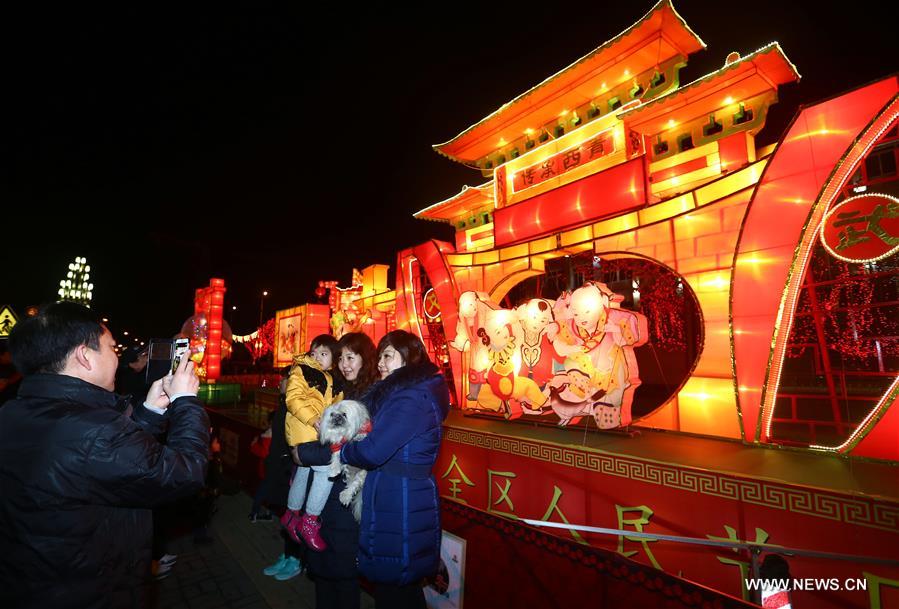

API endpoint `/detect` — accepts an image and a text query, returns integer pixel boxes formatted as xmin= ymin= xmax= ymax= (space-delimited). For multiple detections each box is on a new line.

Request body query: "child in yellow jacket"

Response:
xmin=281 ymin=334 xmax=343 ymax=552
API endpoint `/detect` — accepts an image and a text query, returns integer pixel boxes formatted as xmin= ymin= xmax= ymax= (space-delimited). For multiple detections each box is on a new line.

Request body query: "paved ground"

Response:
xmin=148 ymin=491 xmax=375 ymax=609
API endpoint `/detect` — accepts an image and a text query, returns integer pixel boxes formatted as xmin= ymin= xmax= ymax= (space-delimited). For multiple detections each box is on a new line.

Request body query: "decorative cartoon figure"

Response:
xmin=515 ymin=298 xmax=561 ymax=387
xmin=548 ymin=282 xmax=647 ymax=428
xmin=449 ymin=291 xmax=494 ymax=401
xmin=475 ymin=309 xmax=548 ymax=419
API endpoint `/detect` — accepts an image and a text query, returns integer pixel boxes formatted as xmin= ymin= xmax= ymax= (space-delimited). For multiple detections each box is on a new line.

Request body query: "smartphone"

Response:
xmin=172 ymin=338 xmax=190 ymax=374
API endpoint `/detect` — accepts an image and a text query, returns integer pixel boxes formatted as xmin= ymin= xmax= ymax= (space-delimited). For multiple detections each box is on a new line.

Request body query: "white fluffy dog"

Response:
xmin=319 ymin=400 xmax=371 ymax=522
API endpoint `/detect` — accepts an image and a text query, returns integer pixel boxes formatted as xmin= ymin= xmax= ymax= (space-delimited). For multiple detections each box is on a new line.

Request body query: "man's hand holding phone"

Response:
xmin=163 ymin=352 xmax=200 ymax=400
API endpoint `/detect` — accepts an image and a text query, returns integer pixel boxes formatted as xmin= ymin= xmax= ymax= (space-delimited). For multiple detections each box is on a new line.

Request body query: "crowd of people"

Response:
xmin=0 ymin=301 xmax=450 ymax=609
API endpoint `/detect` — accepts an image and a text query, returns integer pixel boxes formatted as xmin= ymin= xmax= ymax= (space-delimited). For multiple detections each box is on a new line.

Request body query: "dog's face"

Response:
xmin=319 ymin=400 xmax=370 ymax=444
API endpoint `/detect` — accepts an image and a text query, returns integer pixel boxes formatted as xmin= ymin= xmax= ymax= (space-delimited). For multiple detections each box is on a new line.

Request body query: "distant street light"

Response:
xmin=259 ymin=291 xmax=268 ymax=328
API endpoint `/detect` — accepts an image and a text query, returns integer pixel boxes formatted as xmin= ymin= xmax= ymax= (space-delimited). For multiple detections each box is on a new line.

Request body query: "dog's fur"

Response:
xmin=319 ymin=400 xmax=371 ymax=522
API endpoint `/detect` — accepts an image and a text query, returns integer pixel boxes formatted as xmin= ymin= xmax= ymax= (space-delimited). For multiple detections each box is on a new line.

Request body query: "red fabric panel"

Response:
xmin=441 ymin=502 xmax=756 ymax=609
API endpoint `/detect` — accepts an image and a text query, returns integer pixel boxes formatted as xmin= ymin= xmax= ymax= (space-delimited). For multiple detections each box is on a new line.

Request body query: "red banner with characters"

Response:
xmin=821 ymin=192 xmax=899 ymax=263
xmin=511 ymin=130 xmax=615 ymax=193
xmin=435 ymin=427 xmax=899 ymax=609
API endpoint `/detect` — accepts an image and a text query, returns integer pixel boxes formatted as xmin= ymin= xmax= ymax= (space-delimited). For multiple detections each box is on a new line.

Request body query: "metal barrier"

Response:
xmin=522 ymin=519 xmax=899 ymax=605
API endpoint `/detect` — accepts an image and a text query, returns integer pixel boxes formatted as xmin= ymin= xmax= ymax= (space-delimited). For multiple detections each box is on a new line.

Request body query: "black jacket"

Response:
xmin=0 ymin=374 xmax=210 ymax=609
xmin=262 ymin=394 xmax=292 ymax=507
xmin=296 ymin=444 xmax=360 ymax=581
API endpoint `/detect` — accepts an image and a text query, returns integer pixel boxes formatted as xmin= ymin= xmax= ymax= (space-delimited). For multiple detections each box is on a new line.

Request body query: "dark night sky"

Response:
xmin=2 ymin=1 xmax=895 ymax=341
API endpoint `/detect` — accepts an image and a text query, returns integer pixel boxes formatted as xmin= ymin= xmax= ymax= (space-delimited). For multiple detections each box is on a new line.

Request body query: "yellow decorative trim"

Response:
xmin=444 ymin=427 xmax=899 ymax=532
xmin=619 ymin=42 xmax=800 ymax=122
xmin=649 ymin=142 xmax=718 ymax=173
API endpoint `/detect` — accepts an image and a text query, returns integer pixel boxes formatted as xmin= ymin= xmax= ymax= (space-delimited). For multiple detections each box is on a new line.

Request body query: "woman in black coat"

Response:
xmin=297 ymin=332 xmax=379 ymax=609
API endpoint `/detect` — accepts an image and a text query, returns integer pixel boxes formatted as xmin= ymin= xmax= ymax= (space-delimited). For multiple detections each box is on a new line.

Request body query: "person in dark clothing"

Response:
xmin=0 ymin=302 xmax=210 ymax=609
xmin=115 ymin=345 xmax=178 ymax=576
xmin=115 ymin=345 xmax=150 ymax=406
xmin=248 ymin=410 xmax=275 ymax=522
xmin=260 ymin=366 xmax=306 ymax=580
xmin=296 ymin=332 xmax=379 ymax=609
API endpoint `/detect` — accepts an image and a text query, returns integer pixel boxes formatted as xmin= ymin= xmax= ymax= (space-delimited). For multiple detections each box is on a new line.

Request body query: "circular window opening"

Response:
xmin=502 ymin=252 xmax=703 ymax=422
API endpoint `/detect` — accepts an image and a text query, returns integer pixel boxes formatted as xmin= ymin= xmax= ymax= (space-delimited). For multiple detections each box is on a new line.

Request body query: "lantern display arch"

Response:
xmin=317 ymin=2 xmax=899 ymax=607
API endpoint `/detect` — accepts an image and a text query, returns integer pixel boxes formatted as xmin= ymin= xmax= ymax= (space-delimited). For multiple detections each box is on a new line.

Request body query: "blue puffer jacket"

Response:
xmin=340 ymin=361 xmax=450 ymax=585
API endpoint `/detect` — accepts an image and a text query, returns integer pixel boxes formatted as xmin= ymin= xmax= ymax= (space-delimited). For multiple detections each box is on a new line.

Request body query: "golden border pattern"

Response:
xmin=443 ymin=428 xmax=899 ymax=532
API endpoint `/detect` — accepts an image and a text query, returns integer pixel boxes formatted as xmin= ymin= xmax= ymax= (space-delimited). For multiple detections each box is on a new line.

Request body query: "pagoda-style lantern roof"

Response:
xmin=433 ymin=0 xmax=705 ymax=165
xmin=414 ymin=182 xmax=495 ymax=224
xmin=621 ymin=42 xmax=800 ymax=135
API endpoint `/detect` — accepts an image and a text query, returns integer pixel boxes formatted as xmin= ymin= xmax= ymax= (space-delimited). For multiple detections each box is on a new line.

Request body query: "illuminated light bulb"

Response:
xmin=67 ymin=271 xmax=73 ymax=278
xmin=667 ymin=119 xmax=677 ymax=129
xmin=85 ymin=265 xmax=90 ymax=272
xmin=558 ymin=109 xmax=568 ymax=117
xmin=724 ymin=96 xmax=734 ymax=105
xmin=87 ymin=292 xmax=92 ymax=299
xmin=623 ymin=69 xmax=630 ymax=77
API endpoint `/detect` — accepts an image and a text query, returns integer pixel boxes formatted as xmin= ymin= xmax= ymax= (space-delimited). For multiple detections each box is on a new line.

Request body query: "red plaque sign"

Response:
xmin=820 ymin=192 xmax=899 ymax=263
xmin=511 ymin=130 xmax=615 ymax=193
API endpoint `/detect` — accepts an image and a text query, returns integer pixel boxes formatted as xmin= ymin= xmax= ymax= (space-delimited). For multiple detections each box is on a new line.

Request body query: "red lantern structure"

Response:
xmin=193 ymin=278 xmax=227 ymax=382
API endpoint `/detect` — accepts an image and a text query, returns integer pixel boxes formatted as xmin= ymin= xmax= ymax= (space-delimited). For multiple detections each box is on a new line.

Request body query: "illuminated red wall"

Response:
xmin=493 ymin=157 xmax=646 ymax=247
xmin=732 ymin=78 xmax=899 ymax=444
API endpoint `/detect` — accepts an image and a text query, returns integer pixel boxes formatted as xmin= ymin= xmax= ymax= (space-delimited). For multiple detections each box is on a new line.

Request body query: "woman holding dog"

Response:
xmin=300 ymin=329 xmax=450 ymax=609
xmin=297 ymin=332 xmax=379 ymax=609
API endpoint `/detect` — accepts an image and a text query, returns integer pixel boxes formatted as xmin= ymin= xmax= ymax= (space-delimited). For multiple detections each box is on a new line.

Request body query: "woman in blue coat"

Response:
xmin=303 ymin=330 xmax=449 ymax=609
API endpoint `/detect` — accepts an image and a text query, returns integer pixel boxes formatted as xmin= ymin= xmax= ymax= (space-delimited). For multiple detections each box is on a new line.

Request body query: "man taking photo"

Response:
xmin=0 ymin=302 xmax=210 ymax=609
